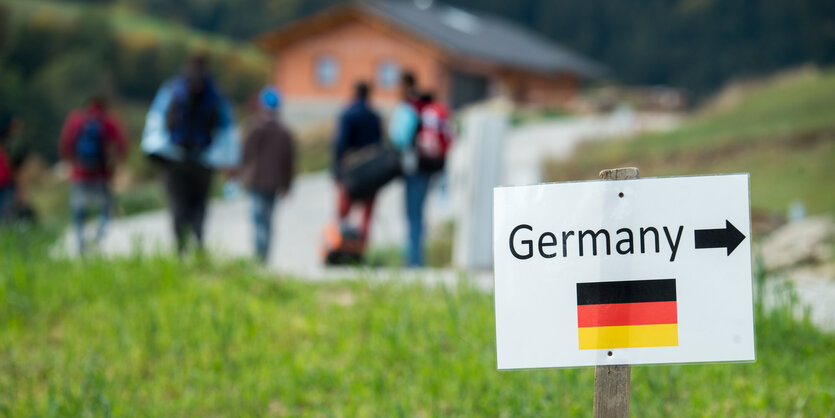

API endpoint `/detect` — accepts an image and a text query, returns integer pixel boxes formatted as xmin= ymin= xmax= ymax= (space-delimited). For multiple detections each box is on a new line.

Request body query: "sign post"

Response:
xmin=594 ymin=167 xmax=639 ymax=418
xmin=493 ymin=169 xmax=755 ymax=415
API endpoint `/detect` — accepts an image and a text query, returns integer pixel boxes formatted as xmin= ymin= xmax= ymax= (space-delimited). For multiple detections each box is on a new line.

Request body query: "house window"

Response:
xmin=377 ymin=60 xmax=400 ymax=90
xmin=315 ymin=55 xmax=339 ymax=87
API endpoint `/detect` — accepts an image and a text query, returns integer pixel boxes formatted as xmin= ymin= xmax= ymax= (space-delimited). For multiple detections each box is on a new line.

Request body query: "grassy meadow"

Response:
xmin=1 ymin=231 xmax=833 ymax=416
xmin=546 ymin=68 xmax=835 ymax=216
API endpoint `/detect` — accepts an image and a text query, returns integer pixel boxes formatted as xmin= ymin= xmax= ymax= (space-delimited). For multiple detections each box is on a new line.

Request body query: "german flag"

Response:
xmin=576 ymin=279 xmax=678 ymax=350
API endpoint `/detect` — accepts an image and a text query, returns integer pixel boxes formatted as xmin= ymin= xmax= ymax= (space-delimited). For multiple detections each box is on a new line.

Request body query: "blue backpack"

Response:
xmin=75 ymin=117 xmax=106 ymax=170
xmin=168 ymin=77 xmax=220 ymax=151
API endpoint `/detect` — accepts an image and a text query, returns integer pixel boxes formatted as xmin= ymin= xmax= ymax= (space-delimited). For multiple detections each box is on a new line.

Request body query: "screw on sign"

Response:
xmin=492 ymin=168 xmax=755 ymax=418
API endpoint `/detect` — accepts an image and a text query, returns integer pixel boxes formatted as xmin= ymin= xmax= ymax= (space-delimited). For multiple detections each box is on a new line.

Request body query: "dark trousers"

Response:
xmin=164 ymin=160 xmax=213 ymax=253
xmin=337 ymin=185 xmax=375 ymax=241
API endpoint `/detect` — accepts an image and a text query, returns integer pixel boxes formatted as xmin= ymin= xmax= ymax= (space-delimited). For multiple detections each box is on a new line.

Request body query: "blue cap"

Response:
xmin=259 ymin=86 xmax=281 ymax=110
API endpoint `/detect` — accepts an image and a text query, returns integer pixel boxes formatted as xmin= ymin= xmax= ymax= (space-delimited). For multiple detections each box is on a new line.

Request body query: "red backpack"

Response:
xmin=416 ymin=101 xmax=453 ymax=173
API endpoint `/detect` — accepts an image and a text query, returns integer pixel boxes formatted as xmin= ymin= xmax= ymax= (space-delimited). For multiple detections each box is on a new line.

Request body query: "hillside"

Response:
xmin=51 ymin=0 xmax=835 ymax=99
xmin=0 ymin=0 xmax=268 ymax=163
xmin=4 ymin=0 xmax=266 ymax=61
xmin=546 ymin=68 xmax=835 ymax=217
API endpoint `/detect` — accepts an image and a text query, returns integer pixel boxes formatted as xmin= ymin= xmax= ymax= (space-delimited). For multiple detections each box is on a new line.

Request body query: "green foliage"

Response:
xmin=98 ymin=0 xmax=324 ymax=39
xmin=26 ymin=51 xmax=112 ymax=161
xmin=546 ymin=69 xmax=835 ymax=215
xmin=113 ymin=37 xmax=187 ymax=100
xmin=0 ymin=232 xmax=833 ymax=416
xmin=0 ymin=0 xmax=268 ymax=163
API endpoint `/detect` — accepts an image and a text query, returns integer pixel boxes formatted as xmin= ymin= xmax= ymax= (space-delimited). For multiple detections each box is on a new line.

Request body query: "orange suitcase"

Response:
xmin=321 ymin=221 xmax=366 ymax=265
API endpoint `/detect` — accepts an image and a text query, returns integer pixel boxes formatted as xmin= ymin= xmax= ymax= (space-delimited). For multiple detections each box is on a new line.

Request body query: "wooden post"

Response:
xmin=594 ymin=365 xmax=631 ymax=418
xmin=593 ymin=167 xmax=639 ymax=418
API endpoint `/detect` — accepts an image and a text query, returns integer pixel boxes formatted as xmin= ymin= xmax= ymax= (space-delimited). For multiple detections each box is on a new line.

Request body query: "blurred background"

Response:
xmin=1 ymin=0 xmax=833 ymax=221
xmin=1 ymin=0 xmax=834 ymax=415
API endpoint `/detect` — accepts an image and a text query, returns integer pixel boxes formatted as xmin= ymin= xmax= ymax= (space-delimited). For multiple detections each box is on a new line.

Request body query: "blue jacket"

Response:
xmin=333 ymin=100 xmax=381 ymax=176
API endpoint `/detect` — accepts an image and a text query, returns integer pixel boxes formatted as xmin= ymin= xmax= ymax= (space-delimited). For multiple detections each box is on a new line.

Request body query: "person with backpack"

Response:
xmin=142 ymin=54 xmax=239 ymax=255
xmin=0 ymin=113 xmax=37 ymax=226
xmin=239 ymin=87 xmax=296 ymax=263
xmin=415 ymin=92 xmax=453 ymax=174
xmin=389 ymin=73 xmax=453 ymax=267
xmin=0 ymin=113 xmax=20 ymax=222
xmin=58 ymin=96 xmax=128 ymax=253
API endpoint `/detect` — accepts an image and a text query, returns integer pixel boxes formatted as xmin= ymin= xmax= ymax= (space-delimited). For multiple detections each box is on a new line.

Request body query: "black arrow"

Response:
xmin=694 ymin=220 xmax=746 ymax=255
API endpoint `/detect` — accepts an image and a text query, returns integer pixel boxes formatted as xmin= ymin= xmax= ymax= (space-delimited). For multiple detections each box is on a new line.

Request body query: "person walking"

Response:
xmin=389 ymin=73 xmax=452 ymax=267
xmin=333 ymin=81 xmax=383 ymax=241
xmin=143 ymin=54 xmax=237 ymax=255
xmin=239 ymin=87 xmax=295 ymax=263
xmin=389 ymin=72 xmax=429 ymax=267
xmin=0 ymin=113 xmax=20 ymax=222
xmin=58 ymin=96 xmax=128 ymax=253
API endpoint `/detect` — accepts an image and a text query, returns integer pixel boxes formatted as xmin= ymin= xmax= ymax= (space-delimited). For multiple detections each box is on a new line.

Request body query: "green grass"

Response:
xmin=546 ymin=69 xmax=835 ymax=215
xmin=1 ymin=231 xmax=833 ymax=416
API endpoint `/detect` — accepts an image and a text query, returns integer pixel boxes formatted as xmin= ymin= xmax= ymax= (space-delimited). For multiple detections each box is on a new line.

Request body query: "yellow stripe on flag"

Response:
xmin=578 ymin=324 xmax=678 ymax=350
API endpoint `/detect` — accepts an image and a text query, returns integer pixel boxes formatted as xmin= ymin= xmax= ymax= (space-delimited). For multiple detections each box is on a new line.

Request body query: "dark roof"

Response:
xmin=359 ymin=0 xmax=606 ymax=78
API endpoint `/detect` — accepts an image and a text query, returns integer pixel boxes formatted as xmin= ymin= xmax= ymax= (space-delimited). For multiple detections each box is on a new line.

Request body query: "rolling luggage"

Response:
xmin=321 ymin=221 xmax=366 ymax=265
xmin=340 ymin=144 xmax=400 ymax=200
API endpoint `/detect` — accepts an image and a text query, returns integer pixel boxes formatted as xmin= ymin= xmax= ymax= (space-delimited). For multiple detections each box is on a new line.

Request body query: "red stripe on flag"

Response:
xmin=577 ymin=301 xmax=678 ymax=328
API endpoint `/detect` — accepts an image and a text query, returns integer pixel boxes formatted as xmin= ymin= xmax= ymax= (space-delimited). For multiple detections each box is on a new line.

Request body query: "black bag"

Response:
xmin=340 ymin=144 xmax=401 ymax=200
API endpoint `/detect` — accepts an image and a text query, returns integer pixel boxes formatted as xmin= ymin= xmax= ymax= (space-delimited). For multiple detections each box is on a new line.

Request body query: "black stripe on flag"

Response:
xmin=577 ymin=279 xmax=676 ymax=305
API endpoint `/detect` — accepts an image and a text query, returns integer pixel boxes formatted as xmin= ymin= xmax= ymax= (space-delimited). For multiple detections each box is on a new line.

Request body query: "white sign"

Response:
xmin=493 ymin=174 xmax=754 ymax=369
